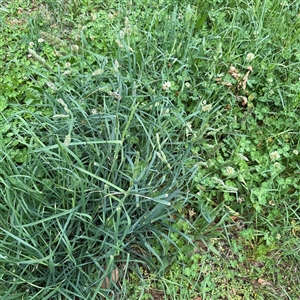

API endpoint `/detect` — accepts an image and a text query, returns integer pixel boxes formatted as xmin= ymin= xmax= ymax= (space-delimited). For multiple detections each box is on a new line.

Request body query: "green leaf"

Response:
xmin=0 ymin=96 xmax=8 ymax=112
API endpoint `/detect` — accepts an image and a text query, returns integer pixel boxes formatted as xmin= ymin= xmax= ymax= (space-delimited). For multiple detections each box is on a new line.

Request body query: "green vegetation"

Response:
xmin=1 ymin=0 xmax=300 ymax=299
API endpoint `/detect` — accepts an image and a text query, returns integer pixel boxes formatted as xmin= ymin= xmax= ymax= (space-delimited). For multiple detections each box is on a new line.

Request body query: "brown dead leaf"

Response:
xmin=257 ymin=278 xmax=272 ymax=286
xmin=6 ymin=18 xmax=27 ymax=25
xmin=221 ymin=81 xmax=233 ymax=87
xmin=230 ymin=288 xmax=237 ymax=295
xmin=238 ymin=96 xmax=248 ymax=107
xmin=229 ymin=215 xmax=239 ymax=221
xmin=252 ymin=261 xmax=265 ymax=268
xmin=215 ymin=77 xmax=233 ymax=87
xmin=246 ymin=65 xmax=253 ymax=72
xmin=101 ymin=268 xmax=119 ymax=288
xmin=150 ymin=289 xmax=165 ymax=300
xmin=189 ymin=209 xmax=196 ymax=217
xmin=241 ymin=70 xmax=251 ymax=90
xmin=228 ymin=66 xmax=241 ymax=80
xmin=240 ymin=66 xmax=252 ymax=90
xmin=241 ymin=75 xmax=248 ymax=90
xmin=109 ymin=91 xmax=122 ymax=100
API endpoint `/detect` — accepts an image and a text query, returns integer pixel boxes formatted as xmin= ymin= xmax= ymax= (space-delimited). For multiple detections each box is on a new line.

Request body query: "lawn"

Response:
xmin=0 ymin=0 xmax=300 ymax=299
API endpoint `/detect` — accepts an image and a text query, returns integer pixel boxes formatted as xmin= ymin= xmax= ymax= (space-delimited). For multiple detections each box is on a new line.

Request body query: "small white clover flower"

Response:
xmin=63 ymin=70 xmax=72 ymax=76
xmin=276 ymin=233 xmax=281 ymax=240
xmin=71 ymin=45 xmax=79 ymax=53
xmin=65 ymin=62 xmax=71 ymax=68
xmin=162 ymin=81 xmax=171 ymax=90
xmin=246 ymin=53 xmax=255 ymax=62
xmin=202 ymin=104 xmax=212 ymax=112
xmin=185 ymin=82 xmax=191 ymax=88
xmin=270 ymin=151 xmax=280 ymax=161
xmin=269 ymin=200 xmax=275 ymax=206
xmin=293 ymin=149 xmax=299 ymax=155
xmin=274 ymin=162 xmax=281 ymax=168
xmin=38 ymin=38 xmax=44 ymax=43
xmin=225 ymin=166 xmax=235 ymax=176
xmin=91 ymin=109 xmax=97 ymax=115
xmin=29 ymin=42 xmax=35 ymax=48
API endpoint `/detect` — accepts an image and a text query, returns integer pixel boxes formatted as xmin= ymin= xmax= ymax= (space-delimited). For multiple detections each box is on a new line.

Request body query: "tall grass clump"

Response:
xmin=0 ymin=29 xmax=202 ymax=298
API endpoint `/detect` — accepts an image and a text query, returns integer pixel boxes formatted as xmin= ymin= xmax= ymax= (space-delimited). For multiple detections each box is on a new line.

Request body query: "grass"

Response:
xmin=0 ymin=0 xmax=300 ymax=299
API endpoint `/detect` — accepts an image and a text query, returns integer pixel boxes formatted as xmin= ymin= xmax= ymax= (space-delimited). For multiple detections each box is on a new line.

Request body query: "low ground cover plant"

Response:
xmin=1 ymin=0 xmax=300 ymax=299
